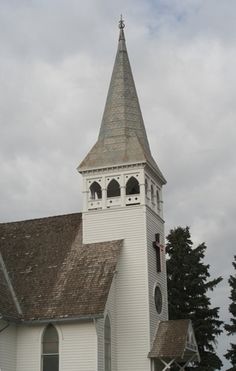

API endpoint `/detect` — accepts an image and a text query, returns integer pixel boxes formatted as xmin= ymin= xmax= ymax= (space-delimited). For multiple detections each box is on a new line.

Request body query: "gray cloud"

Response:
xmin=0 ymin=1 xmax=235 ymax=368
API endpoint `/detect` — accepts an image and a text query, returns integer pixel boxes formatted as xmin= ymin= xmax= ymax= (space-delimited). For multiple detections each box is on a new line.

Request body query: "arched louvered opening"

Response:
xmin=107 ymin=179 xmax=120 ymax=198
xmin=126 ymin=176 xmax=140 ymax=195
xmin=104 ymin=315 xmax=111 ymax=371
xmin=42 ymin=324 xmax=59 ymax=371
xmin=151 ymin=185 xmax=154 ymax=201
xmin=90 ymin=181 xmax=102 ymax=200
xmin=145 ymin=179 xmax=148 ymax=196
xmin=156 ymin=190 xmax=160 ymax=212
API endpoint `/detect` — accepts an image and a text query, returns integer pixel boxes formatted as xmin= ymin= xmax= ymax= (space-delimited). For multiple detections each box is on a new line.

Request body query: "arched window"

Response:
xmin=107 ymin=179 xmax=120 ymax=198
xmin=151 ymin=185 xmax=154 ymax=201
xmin=42 ymin=324 xmax=59 ymax=371
xmin=145 ymin=179 xmax=148 ymax=196
xmin=126 ymin=177 xmax=140 ymax=195
xmin=156 ymin=190 xmax=160 ymax=212
xmin=104 ymin=315 xmax=111 ymax=371
xmin=90 ymin=181 xmax=102 ymax=200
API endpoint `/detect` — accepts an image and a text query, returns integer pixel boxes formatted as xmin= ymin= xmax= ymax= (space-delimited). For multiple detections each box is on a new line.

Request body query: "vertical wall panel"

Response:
xmin=60 ymin=322 xmax=97 ymax=371
xmin=146 ymin=207 xmax=168 ymax=344
xmin=0 ymin=321 xmax=16 ymax=371
xmin=83 ymin=206 xmax=151 ymax=371
xmin=15 ymin=322 xmax=97 ymax=371
xmin=16 ymin=326 xmax=41 ymax=371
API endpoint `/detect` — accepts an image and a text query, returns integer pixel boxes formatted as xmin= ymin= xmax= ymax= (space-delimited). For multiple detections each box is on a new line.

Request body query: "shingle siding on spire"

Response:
xmin=78 ymin=29 xmax=166 ymax=184
xmin=99 ymin=28 xmax=150 ymax=154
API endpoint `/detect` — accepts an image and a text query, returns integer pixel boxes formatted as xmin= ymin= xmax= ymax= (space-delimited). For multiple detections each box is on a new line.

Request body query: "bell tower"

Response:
xmin=78 ymin=18 xmax=167 ymax=371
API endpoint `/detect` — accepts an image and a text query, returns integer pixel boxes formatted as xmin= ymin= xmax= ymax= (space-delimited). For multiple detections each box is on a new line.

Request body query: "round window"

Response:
xmin=154 ymin=286 xmax=162 ymax=314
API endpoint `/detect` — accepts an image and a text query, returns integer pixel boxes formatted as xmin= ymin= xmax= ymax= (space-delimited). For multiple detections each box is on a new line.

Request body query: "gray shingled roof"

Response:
xmin=78 ymin=28 xmax=166 ymax=184
xmin=149 ymin=320 xmax=199 ymax=360
xmin=0 ymin=213 xmax=122 ymax=322
xmin=0 ymin=255 xmax=18 ymax=320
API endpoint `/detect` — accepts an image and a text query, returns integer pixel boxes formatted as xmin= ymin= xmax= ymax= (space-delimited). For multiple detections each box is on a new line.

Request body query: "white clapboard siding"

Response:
xmin=146 ymin=207 xmax=168 ymax=343
xmin=96 ymin=277 xmax=117 ymax=371
xmin=0 ymin=321 xmax=16 ymax=371
xmin=96 ymin=317 xmax=104 ymax=371
xmin=83 ymin=205 xmax=151 ymax=371
xmin=59 ymin=322 xmax=97 ymax=371
xmin=16 ymin=325 xmax=42 ymax=371
xmin=15 ymin=322 xmax=96 ymax=371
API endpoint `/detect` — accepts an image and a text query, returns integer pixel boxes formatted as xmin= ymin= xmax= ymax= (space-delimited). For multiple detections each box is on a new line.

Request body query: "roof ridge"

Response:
xmin=0 ymin=252 xmax=22 ymax=316
xmin=0 ymin=212 xmax=82 ymax=225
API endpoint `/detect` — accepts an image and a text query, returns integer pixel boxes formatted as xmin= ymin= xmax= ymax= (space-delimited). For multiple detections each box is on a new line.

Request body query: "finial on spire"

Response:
xmin=119 ymin=14 xmax=125 ymax=29
xmin=118 ymin=14 xmax=126 ymax=44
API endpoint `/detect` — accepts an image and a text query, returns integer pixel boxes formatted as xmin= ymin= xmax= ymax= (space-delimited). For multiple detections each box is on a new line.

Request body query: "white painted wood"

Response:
xmin=0 ymin=321 xmax=16 ymax=371
xmin=83 ymin=206 xmax=151 ymax=371
xmin=83 ymin=166 xmax=145 ymax=211
xmin=96 ymin=277 xmax=118 ymax=371
xmin=14 ymin=322 xmax=97 ymax=371
xmin=82 ymin=161 xmax=168 ymax=371
xmin=16 ymin=325 xmax=41 ymax=371
xmin=96 ymin=318 xmax=104 ymax=371
xmin=146 ymin=207 xmax=168 ymax=344
xmin=59 ymin=322 xmax=97 ymax=371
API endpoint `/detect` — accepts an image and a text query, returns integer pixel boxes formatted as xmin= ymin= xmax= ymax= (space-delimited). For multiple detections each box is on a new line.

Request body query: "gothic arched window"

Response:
xmin=151 ymin=185 xmax=154 ymax=202
xmin=104 ymin=315 xmax=111 ymax=371
xmin=126 ymin=177 xmax=140 ymax=195
xmin=145 ymin=179 xmax=148 ymax=196
xmin=107 ymin=179 xmax=120 ymax=198
xmin=90 ymin=181 xmax=102 ymax=200
xmin=42 ymin=324 xmax=59 ymax=371
xmin=156 ymin=190 xmax=160 ymax=212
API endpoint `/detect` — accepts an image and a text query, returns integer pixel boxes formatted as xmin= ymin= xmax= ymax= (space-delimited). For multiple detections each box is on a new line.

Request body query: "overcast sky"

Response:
xmin=0 ymin=0 xmax=235 ymax=368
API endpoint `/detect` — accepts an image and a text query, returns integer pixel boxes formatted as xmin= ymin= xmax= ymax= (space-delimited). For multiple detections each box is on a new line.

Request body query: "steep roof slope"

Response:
xmin=0 ymin=257 xmax=18 ymax=319
xmin=148 ymin=319 xmax=199 ymax=362
xmin=78 ymin=26 xmax=166 ymax=184
xmin=0 ymin=213 xmax=122 ymax=322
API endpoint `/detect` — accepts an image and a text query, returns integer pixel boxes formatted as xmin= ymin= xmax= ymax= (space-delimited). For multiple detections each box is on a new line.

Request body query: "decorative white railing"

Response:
xmin=106 ymin=196 xmax=121 ymax=208
xmin=125 ymin=194 xmax=140 ymax=205
xmin=88 ymin=199 xmax=102 ymax=210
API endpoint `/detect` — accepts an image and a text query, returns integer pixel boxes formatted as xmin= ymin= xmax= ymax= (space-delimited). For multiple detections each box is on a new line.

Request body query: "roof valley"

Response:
xmin=0 ymin=252 xmax=22 ymax=316
xmin=45 ymin=223 xmax=83 ymax=317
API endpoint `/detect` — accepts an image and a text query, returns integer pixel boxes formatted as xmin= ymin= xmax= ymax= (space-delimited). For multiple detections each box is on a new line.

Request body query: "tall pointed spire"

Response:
xmin=79 ymin=19 xmax=165 ymax=184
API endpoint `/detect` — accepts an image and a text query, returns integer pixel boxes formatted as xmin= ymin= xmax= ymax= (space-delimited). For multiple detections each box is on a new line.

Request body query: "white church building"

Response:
xmin=0 ymin=20 xmax=199 ymax=371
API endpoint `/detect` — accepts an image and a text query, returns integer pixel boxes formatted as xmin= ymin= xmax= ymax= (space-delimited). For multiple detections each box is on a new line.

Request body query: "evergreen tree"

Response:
xmin=166 ymin=226 xmax=223 ymax=370
xmin=225 ymin=255 xmax=236 ymax=370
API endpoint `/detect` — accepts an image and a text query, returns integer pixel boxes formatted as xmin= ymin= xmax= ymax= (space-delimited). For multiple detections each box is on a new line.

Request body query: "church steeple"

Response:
xmin=78 ymin=19 xmax=165 ymax=185
xmin=80 ymin=21 xmax=168 ymax=371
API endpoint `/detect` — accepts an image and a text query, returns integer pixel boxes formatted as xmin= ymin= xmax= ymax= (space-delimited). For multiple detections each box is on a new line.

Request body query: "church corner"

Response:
xmin=0 ymin=18 xmax=199 ymax=371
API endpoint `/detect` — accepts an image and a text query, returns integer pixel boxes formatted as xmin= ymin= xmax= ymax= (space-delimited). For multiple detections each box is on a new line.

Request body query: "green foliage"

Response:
xmin=166 ymin=226 xmax=223 ymax=370
xmin=225 ymin=255 xmax=236 ymax=369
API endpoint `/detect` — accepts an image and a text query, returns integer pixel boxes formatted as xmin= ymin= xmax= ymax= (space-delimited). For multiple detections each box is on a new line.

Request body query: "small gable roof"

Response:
xmin=0 ymin=213 xmax=122 ymax=322
xmin=149 ymin=319 xmax=199 ymax=361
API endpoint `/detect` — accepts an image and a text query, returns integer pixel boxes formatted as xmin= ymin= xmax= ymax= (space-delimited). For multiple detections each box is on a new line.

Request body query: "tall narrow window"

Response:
xmin=151 ymin=185 xmax=154 ymax=202
xmin=90 ymin=181 xmax=102 ymax=200
xmin=107 ymin=179 xmax=120 ymax=197
xmin=42 ymin=324 xmax=59 ymax=371
xmin=145 ymin=179 xmax=148 ymax=196
xmin=104 ymin=315 xmax=111 ymax=371
xmin=126 ymin=176 xmax=140 ymax=195
xmin=156 ymin=190 xmax=160 ymax=212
